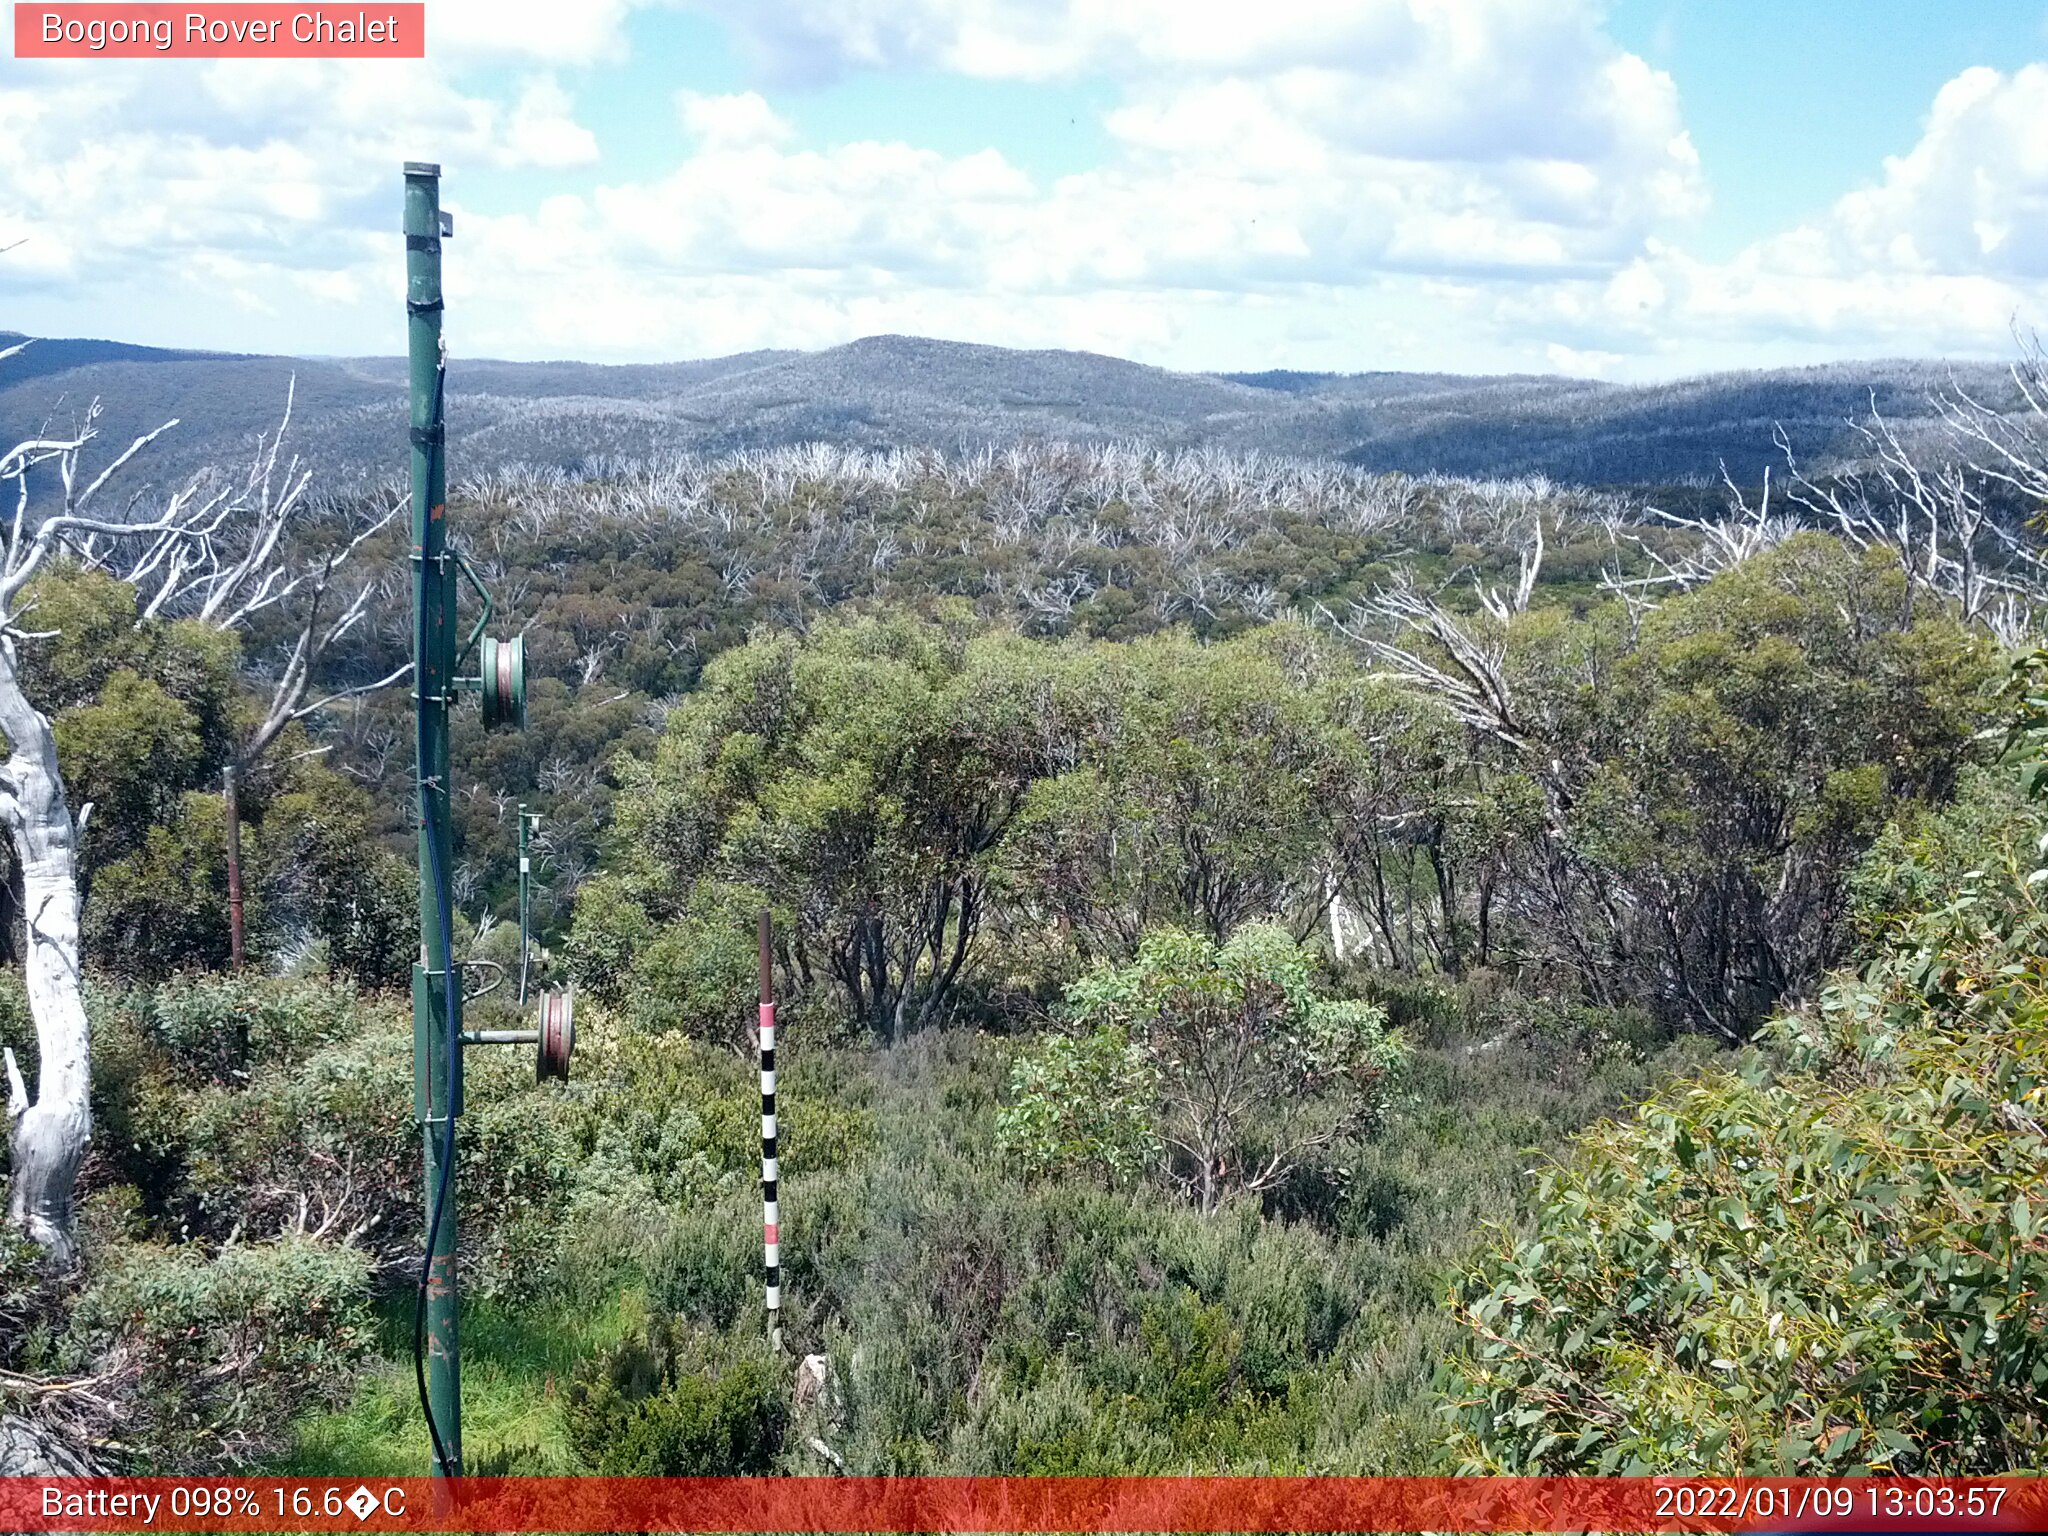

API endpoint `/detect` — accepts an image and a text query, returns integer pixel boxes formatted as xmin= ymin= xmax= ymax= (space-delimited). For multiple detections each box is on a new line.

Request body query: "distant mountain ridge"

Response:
xmin=0 ymin=329 xmax=2017 ymax=491
xmin=0 ymin=331 xmax=254 ymax=386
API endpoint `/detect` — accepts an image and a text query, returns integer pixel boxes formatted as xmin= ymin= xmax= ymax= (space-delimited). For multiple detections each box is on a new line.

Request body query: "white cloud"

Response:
xmin=701 ymin=0 xmax=1431 ymax=83
xmin=692 ymin=0 xmax=1706 ymax=277
xmin=6 ymin=1 xmax=2046 ymax=380
xmin=2 ymin=0 xmax=1708 ymax=371
xmin=440 ymin=0 xmax=1707 ymax=353
xmin=0 ymin=56 xmax=601 ymax=297
xmin=426 ymin=0 xmax=663 ymax=65
xmin=1823 ymin=64 xmax=2048 ymax=281
xmin=1511 ymin=64 xmax=2048 ymax=368
xmin=1546 ymin=340 xmax=1624 ymax=376
xmin=501 ymin=78 xmax=601 ymax=167
xmin=678 ymin=90 xmax=797 ymax=150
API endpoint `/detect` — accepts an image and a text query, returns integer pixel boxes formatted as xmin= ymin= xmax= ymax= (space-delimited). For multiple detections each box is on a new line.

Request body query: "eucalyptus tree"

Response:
xmin=1005 ymin=628 xmax=1355 ymax=958
xmin=582 ymin=611 xmax=1081 ymax=1040
xmin=1331 ymin=529 xmax=1990 ymax=1039
xmin=1031 ymin=923 xmax=1406 ymax=1214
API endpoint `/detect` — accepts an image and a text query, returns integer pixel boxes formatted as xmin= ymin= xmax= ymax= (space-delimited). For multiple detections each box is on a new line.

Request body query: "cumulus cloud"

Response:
xmin=677 ymin=90 xmax=797 ymax=150
xmin=0 ymin=53 xmax=601 ymax=299
xmin=4 ymin=0 xmax=2045 ymax=378
xmin=675 ymin=0 xmax=1704 ymax=280
xmin=428 ymin=0 xmax=665 ymax=66
xmin=1822 ymin=64 xmax=2048 ymax=281
xmin=1512 ymin=64 xmax=2048 ymax=368
xmin=701 ymin=0 xmax=1441 ymax=84
xmin=501 ymin=78 xmax=602 ymax=168
xmin=0 ymin=0 xmax=1711 ymax=369
xmin=454 ymin=0 xmax=1705 ymax=350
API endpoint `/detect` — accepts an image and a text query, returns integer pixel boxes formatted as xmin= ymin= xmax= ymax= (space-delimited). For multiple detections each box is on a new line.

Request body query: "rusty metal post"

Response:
xmin=222 ymin=765 xmax=244 ymax=969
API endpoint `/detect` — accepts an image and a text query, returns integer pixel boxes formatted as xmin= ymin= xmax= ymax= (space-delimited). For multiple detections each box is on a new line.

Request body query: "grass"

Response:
xmin=277 ymin=1286 xmax=648 ymax=1474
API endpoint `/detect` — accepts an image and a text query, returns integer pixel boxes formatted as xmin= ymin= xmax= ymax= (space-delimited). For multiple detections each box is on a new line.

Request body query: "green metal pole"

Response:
xmin=405 ymin=160 xmax=461 ymax=1479
xmin=517 ymin=805 xmax=531 ymax=1004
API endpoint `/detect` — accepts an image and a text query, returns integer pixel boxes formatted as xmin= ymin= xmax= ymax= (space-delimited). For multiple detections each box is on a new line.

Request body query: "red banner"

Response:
xmin=0 ymin=1476 xmax=2042 ymax=1532
xmin=12 ymin=4 xmax=425 ymax=58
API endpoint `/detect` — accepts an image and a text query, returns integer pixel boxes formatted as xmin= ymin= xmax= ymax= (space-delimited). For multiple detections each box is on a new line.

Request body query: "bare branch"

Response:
xmin=71 ymin=419 xmax=181 ymax=512
xmin=1322 ymin=579 xmax=1533 ymax=753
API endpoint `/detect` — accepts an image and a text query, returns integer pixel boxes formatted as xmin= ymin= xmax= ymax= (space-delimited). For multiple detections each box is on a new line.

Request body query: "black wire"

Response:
xmin=414 ymin=791 xmax=460 ymax=1476
xmin=412 ymin=356 xmax=460 ymax=1479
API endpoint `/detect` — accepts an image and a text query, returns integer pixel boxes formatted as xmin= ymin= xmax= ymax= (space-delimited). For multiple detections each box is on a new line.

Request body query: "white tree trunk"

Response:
xmin=1326 ymin=869 xmax=1353 ymax=966
xmin=0 ymin=638 xmax=90 ymax=1265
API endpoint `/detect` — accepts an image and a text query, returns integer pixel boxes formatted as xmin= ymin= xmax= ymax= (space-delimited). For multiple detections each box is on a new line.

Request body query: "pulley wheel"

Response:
xmin=537 ymin=988 xmax=574 ymax=1081
xmin=480 ymin=633 xmax=527 ymax=731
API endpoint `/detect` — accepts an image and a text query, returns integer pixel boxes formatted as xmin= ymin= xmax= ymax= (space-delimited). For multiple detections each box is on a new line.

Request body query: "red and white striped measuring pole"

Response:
xmin=758 ymin=910 xmax=781 ymax=1350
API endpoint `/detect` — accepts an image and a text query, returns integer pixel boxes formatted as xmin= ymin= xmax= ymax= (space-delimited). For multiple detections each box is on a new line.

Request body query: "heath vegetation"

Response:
xmin=3 ymin=336 xmax=2047 ymax=1477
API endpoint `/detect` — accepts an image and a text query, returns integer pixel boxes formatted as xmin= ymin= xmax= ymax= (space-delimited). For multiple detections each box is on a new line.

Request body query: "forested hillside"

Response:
xmin=3 ymin=329 xmax=2029 ymax=491
xmin=2 ymin=336 xmax=2046 ymax=1478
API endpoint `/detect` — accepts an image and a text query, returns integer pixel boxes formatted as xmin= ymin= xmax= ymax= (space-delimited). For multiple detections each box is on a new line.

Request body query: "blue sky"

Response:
xmin=4 ymin=1 xmax=2048 ymax=379
xmin=1607 ymin=1 xmax=2048 ymax=256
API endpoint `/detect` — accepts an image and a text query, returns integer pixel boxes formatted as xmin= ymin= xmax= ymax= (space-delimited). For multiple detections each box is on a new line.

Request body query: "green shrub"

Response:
xmin=649 ymin=1193 xmax=758 ymax=1330
xmin=173 ymin=1014 xmax=418 ymax=1259
xmin=69 ymin=1235 xmax=372 ymax=1470
xmin=0 ymin=1227 xmax=64 ymax=1377
xmin=1445 ymin=743 xmax=2048 ymax=1474
xmin=1847 ymin=761 xmax=2040 ymax=946
xmin=561 ymin=873 xmax=652 ymax=1008
xmin=776 ymin=1034 xmax=1389 ymax=1474
xmin=1347 ymin=971 xmax=1466 ymax=1046
xmin=456 ymin=1037 xmax=595 ymax=1299
xmin=563 ymin=1314 xmax=787 ymax=1474
xmin=622 ymin=880 xmax=768 ymax=1048
xmin=577 ymin=1031 xmax=875 ymax=1202
xmin=84 ymin=798 xmax=233 ymax=981
xmin=84 ymin=975 xmax=597 ymax=1291
xmin=1051 ymin=923 xmax=1406 ymax=1212
xmin=108 ymin=972 xmax=367 ymax=1085
xmin=1490 ymin=993 xmax=1666 ymax=1076
xmin=994 ymin=1023 xmax=1160 ymax=1185
xmin=246 ymin=780 xmax=415 ymax=990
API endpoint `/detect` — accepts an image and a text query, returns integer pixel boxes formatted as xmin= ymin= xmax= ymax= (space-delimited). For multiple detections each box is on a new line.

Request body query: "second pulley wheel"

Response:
xmin=480 ymin=633 xmax=526 ymax=731
xmin=536 ymin=988 xmax=574 ymax=1081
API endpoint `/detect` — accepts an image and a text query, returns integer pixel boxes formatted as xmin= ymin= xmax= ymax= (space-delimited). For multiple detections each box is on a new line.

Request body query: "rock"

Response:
xmin=792 ymin=1352 xmax=833 ymax=1418
xmin=0 ymin=1413 xmax=96 ymax=1476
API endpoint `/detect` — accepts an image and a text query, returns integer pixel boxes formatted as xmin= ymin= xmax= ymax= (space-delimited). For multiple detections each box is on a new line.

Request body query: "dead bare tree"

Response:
xmin=1322 ymin=577 xmax=1533 ymax=754
xmin=1599 ymin=339 xmax=2048 ymax=638
xmin=1935 ymin=329 xmax=2048 ymax=510
xmin=155 ymin=385 xmax=410 ymax=769
xmin=1476 ymin=516 xmax=1545 ymax=623
xmin=1 ymin=359 xmax=404 ymax=1261
xmin=1597 ymin=464 xmax=1800 ymax=614
xmin=1776 ymin=411 xmax=2038 ymax=629
xmin=0 ymin=395 xmax=226 ymax=1260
